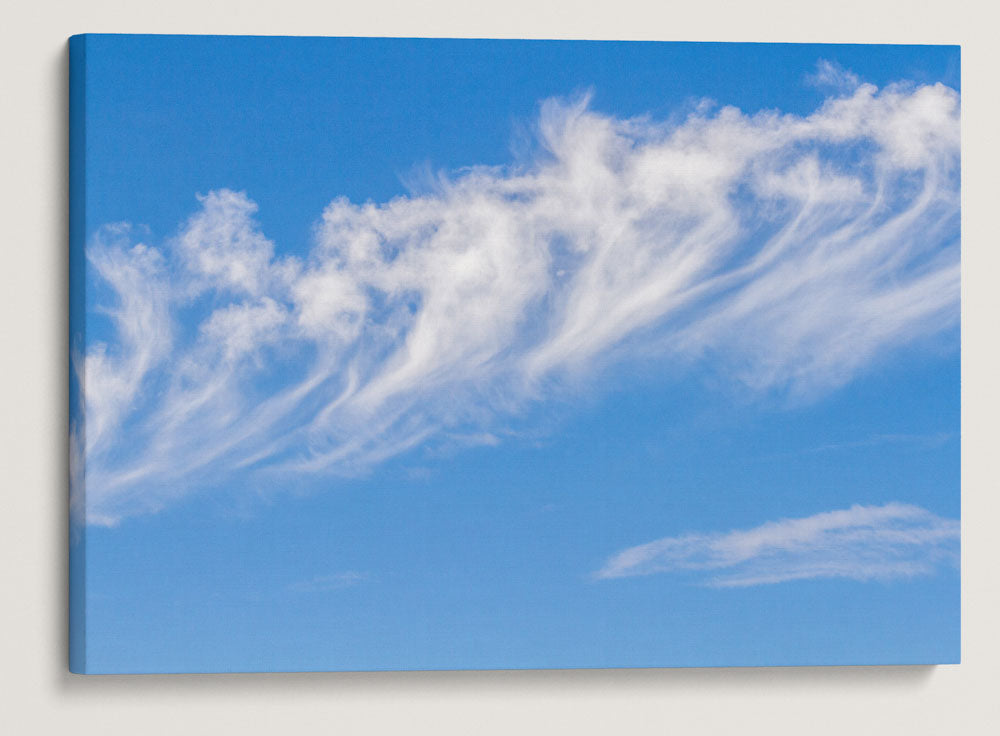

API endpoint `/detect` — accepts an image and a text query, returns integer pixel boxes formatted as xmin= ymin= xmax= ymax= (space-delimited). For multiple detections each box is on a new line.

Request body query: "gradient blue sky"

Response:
xmin=71 ymin=36 xmax=960 ymax=673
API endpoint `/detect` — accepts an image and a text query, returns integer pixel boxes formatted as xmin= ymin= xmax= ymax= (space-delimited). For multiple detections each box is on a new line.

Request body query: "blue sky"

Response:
xmin=71 ymin=36 xmax=960 ymax=673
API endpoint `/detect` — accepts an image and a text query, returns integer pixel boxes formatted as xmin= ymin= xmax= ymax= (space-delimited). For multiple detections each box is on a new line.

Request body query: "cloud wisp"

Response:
xmin=594 ymin=503 xmax=959 ymax=587
xmin=289 ymin=571 xmax=368 ymax=593
xmin=73 ymin=70 xmax=960 ymax=524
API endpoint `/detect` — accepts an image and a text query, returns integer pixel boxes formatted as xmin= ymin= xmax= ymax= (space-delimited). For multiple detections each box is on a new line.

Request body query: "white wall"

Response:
xmin=2 ymin=1 xmax=997 ymax=733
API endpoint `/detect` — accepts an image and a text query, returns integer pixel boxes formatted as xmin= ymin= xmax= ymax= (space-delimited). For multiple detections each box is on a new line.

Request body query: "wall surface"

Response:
xmin=1 ymin=1 xmax=997 ymax=733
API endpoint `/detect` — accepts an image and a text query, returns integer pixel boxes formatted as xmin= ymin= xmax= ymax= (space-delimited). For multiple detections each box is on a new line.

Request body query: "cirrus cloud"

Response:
xmin=72 ymin=71 xmax=960 ymax=525
xmin=594 ymin=503 xmax=960 ymax=587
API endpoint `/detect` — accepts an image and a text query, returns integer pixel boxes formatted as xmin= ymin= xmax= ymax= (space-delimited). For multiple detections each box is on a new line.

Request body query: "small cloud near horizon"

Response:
xmin=289 ymin=571 xmax=369 ymax=593
xmin=594 ymin=503 xmax=958 ymax=587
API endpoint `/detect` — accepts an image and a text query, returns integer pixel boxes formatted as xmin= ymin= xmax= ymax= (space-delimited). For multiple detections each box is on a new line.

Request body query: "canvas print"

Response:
xmin=69 ymin=35 xmax=960 ymax=673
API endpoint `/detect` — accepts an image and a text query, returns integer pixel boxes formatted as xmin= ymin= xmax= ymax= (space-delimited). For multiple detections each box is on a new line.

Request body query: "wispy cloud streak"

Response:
xmin=289 ymin=571 xmax=368 ymax=593
xmin=594 ymin=503 xmax=959 ymax=586
xmin=73 ymin=69 xmax=960 ymax=524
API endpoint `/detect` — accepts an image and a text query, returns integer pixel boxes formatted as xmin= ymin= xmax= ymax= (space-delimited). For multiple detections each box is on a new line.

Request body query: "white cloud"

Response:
xmin=74 ymin=73 xmax=960 ymax=524
xmin=806 ymin=59 xmax=861 ymax=93
xmin=174 ymin=189 xmax=279 ymax=297
xmin=594 ymin=503 xmax=959 ymax=586
xmin=289 ymin=571 xmax=368 ymax=593
xmin=77 ymin=227 xmax=173 ymax=459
